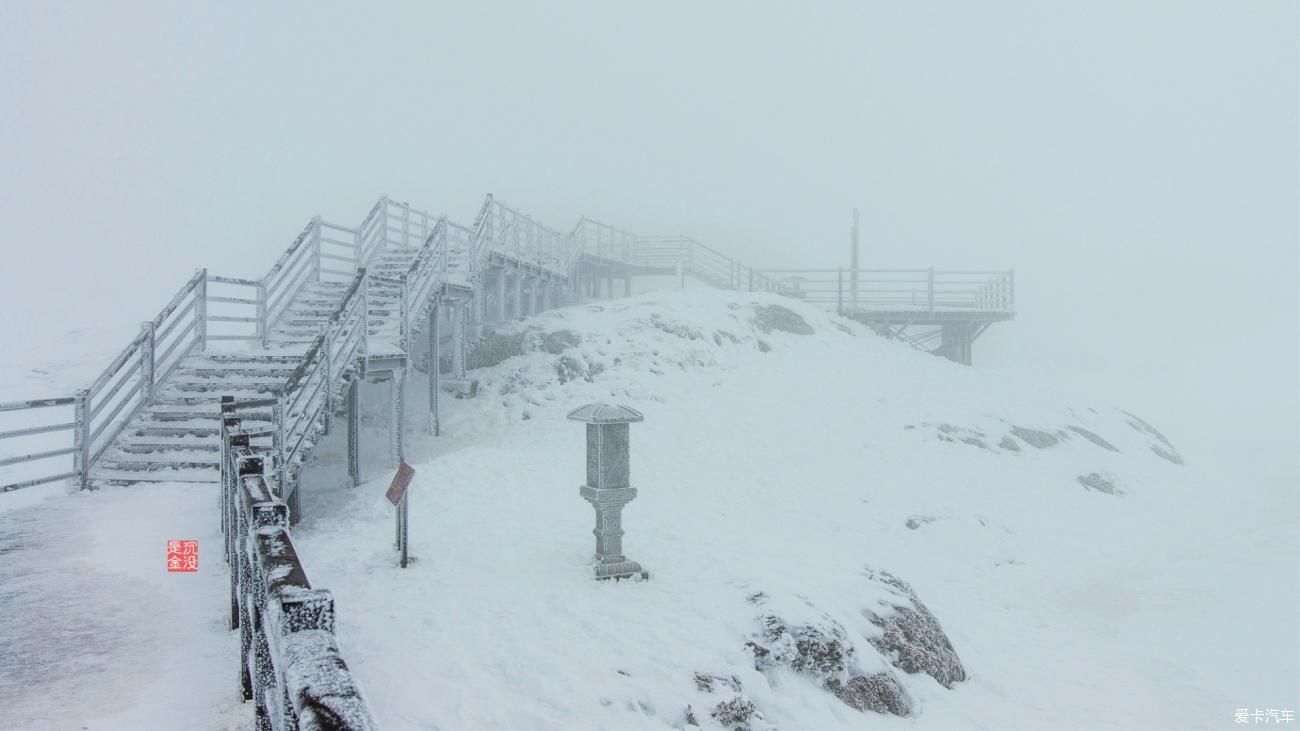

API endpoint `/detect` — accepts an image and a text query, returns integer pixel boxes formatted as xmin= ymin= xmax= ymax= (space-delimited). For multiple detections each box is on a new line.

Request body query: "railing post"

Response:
xmin=360 ymin=269 xmax=369 ymax=356
xmin=312 ymin=217 xmax=322 ymax=282
xmin=402 ymin=201 xmax=411 ymax=248
xmin=1008 ymin=269 xmax=1015 ymax=312
xmin=322 ymin=324 xmax=334 ymax=435
xmin=429 ymin=303 xmax=440 ymax=436
xmin=272 ymin=390 xmax=286 ymax=499
xmin=927 ymin=267 xmax=935 ymax=315
xmin=140 ymin=321 xmax=156 ymax=401
xmin=256 ymin=281 xmax=268 ymax=349
xmin=73 ymin=388 xmax=89 ymax=490
xmin=399 ymin=276 xmax=410 ymax=354
xmin=196 ymin=269 xmax=208 ymax=351
xmin=837 ymin=268 xmax=844 ymax=315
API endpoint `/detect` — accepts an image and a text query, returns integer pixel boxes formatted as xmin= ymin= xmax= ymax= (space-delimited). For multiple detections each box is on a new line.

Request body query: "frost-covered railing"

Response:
xmin=565 ymin=227 xmax=782 ymax=293
xmin=468 ymin=195 xmax=570 ymax=279
xmin=0 ymin=268 xmax=210 ymax=492
xmin=0 ymin=396 xmax=80 ymax=492
xmin=272 ymin=270 xmax=366 ymax=504
xmin=401 ymin=218 xmax=450 ymax=341
xmin=203 ymin=212 xmax=365 ymax=347
xmin=221 ymin=417 xmax=377 ymax=731
xmin=568 ymin=217 xmax=636 ymax=268
xmin=752 ymin=268 xmax=1016 ymax=314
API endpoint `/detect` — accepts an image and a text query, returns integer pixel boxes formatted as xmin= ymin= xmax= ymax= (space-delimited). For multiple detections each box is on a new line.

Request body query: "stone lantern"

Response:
xmin=567 ymin=403 xmax=649 ymax=580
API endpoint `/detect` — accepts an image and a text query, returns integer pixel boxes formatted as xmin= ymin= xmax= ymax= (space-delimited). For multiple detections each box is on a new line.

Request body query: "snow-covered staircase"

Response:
xmin=90 ymin=354 xmax=298 ymax=484
xmin=7 ymin=195 xmax=577 ymax=495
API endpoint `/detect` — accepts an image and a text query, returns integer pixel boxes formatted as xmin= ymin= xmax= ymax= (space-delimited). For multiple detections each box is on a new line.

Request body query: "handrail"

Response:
xmin=263 ymin=268 xmax=366 ymax=492
xmin=0 ymin=396 xmax=80 ymax=493
xmin=219 ymin=420 xmax=376 ymax=730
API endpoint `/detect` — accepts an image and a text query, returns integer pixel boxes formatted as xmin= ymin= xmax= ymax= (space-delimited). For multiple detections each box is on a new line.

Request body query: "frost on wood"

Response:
xmin=862 ymin=568 xmax=968 ymax=689
xmin=280 ymin=629 xmax=378 ymax=731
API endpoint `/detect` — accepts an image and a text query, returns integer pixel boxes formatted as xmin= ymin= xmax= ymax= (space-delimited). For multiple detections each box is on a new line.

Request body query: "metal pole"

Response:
xmin=394 ymin=370 xmax=408 ymax=568
xmin=429 ymin=303 xmax=439 ymax=436
xmin=837 ymin=268 xmax=844 ymax=315
xmin=347 ymin=379 xmax=360 ymax=486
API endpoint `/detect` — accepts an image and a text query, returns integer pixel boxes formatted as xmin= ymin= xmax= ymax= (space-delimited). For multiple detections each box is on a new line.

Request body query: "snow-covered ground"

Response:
xmin=282 ymin=290 xmax=1297 ymax=730
xmin=0 ymin=288 xmax=1295 ymax=730
xmin=0 ymin=481 xmax=246 ymax=730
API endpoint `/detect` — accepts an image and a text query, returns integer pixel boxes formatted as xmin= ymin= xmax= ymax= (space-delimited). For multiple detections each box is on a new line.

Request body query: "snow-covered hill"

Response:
xmin=289 ymin=290 xmax=1297 ymax=730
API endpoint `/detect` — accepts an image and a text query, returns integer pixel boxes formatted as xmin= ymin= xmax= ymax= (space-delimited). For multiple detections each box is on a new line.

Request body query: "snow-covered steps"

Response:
xmin=87 ymin=349 xmax=338 ymax=487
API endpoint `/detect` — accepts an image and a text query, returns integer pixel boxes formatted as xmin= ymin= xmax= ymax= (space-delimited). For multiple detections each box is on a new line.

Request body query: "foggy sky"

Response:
xmin=1 ymin=1 xmax=1296 ymax=471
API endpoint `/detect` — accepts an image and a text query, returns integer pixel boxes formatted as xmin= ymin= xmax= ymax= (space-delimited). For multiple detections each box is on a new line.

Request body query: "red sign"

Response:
xmin=167 ymin=540 xmax=199 ymax=572
xmin=385 ymin=462 xmax=415 ymax=506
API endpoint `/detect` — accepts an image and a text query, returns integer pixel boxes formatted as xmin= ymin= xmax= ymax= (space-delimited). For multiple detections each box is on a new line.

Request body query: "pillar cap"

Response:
xmin=566 ymin=403 xmax=644 ymax=424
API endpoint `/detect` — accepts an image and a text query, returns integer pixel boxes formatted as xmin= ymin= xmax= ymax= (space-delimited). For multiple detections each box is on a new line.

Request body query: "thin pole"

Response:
xmin=850 ymin=209 xmax=859 ymax=310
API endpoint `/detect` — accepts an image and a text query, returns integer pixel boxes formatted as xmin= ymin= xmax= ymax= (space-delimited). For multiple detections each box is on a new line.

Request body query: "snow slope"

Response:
xmin=287 ymin=289 xmax=1298 ymax=730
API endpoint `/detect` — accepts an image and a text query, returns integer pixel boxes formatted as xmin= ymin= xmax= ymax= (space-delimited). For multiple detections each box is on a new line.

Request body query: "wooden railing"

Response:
xmin=270 ymin=270 xmax=367 ymax=508
xmin=0 ymin=268 xmax=210 ymax=491
xmin=753 ymin=268 xmax=1016 ymax=314
xmin=468 ymin=195 xmax=570 ymax=280
xmin=220 ymin=416 xmax=376 ymax=731
xmin=567 ymin=227 xmax=782 ymax=293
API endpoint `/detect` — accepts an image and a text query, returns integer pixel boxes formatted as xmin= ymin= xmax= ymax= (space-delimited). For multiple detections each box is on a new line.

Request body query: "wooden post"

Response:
xmin=73 ymin=388 xmax=89 ymax=490
xmin=140 ymin=321 xmax=155 ymax=401
xmin=195 ymin=269 xmax=208 ymax=351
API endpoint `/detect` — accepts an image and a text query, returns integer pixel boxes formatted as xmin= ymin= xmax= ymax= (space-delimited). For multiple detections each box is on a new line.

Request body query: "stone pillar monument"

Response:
xmin=567 ymin=403 xmax=648 ymax=580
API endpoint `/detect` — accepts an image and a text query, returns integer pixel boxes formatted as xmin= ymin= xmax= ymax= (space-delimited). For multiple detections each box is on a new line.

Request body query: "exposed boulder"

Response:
xmin=650 ymin=313 xmax=703 ymax=340
xmin=1151 ymin=445 xmax=1185 ymax=465
xmin=1067 ymin=426 xmax=1119 ymax=452
xmin=1077 ymin=472 xmax=1119 ymax=495
xmin=466 ymin=329 xmax=527 ymax=370
xmin=1010 ymin=426 xmax=1059 ymax=448
xmin=862 ymin=569 xmax=967 ymax=689
xmin=752 ymin=305 xmax=814 ymax=335
xmin=689 ymin=672 xmax=770 ymax=731
xmin=827 ymin=673 xmax=912 ymax=716
xmin=1122 ymin=410 xmax=1185 ymax=465
xmin=745 ymin=612 xmax=914 ymax=718
xmin=540 ymin=329 xmax=582 ymax=354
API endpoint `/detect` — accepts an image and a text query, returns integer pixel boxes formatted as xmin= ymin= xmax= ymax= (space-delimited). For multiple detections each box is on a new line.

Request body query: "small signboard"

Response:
xmin=385 ymin=461 xmax=415 ymax=506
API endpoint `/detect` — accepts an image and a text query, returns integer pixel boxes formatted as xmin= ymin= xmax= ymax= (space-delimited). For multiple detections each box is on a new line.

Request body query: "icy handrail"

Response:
xmin=219 ymin=423 xmax=377 ymax=731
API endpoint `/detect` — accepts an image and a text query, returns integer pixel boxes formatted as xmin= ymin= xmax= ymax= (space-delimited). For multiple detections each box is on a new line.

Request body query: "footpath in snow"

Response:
xmin=0 ymin=483 xmax=247 ymax=731
xmin=285 ymin=289 xmax=1298 ymax=730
